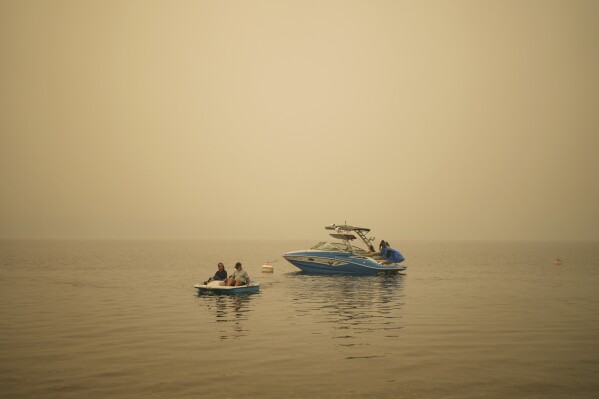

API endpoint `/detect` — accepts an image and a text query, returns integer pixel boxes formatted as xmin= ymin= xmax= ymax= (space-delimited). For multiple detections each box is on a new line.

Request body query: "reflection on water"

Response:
xmin=196 ymin=293 xmax=256 ymax=340
xmin=286 ymin=273 xmax=405 ymax=357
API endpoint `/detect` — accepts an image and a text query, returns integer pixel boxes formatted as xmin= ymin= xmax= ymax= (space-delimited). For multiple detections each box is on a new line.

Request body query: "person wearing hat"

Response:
xmin=226 ymin=262 xmax=250 ymax=287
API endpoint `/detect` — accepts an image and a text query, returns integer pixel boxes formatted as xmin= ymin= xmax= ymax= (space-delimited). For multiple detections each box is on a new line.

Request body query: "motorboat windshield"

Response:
xmin=310 ymin=241 xmax=352 ymax=252
xmin=310 ymin=241 xmax=371 ymax=253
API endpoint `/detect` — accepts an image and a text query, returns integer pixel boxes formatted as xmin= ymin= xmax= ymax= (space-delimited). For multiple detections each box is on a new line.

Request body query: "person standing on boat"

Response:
xmin=379 ymin=240 xmax=388 ymax=251
xmin=203 ymin=262 xmax=228 ymax=285
xmin=226 ymin=262 xmax=250 ymax=286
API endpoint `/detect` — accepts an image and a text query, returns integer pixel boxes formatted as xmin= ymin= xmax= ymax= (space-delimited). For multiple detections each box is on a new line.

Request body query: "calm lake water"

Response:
xmin=1 ymin=240 xmax=598 ymax=398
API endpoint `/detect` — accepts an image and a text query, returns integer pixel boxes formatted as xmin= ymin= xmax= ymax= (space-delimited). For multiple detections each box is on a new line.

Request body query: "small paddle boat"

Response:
xmin=194 ymin=280 xmax=261 ymax=294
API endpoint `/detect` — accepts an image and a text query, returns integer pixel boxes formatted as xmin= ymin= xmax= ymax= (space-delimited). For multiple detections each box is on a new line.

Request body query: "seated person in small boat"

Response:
xmin=203 ymin=262 xmax=227 ymax=285
xmin=226 ymin=262 xmax=250 ymax=286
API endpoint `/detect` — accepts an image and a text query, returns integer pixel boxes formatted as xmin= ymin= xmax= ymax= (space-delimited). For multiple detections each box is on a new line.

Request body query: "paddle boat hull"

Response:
xmin=194 ymin=281 xmax=261 ymax=294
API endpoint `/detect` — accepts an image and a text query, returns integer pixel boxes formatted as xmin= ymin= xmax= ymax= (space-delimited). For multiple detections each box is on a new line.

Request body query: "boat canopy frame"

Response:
xmin=324 ymin=224 xmax=376 ymax=254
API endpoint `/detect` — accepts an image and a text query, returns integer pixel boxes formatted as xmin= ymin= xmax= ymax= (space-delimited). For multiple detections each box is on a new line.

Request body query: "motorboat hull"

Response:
xmin=283 ymin=250 xmax=407 ymax=276
xmin=194 ymin=282 xmax=261 ymax=294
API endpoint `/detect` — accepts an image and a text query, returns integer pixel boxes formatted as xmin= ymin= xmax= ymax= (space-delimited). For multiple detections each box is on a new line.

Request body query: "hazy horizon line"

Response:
xmin=1 ymin=236 xmax=597 ymax=243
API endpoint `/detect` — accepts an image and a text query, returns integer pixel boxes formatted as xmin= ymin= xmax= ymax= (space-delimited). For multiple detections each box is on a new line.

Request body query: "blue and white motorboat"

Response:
xmin=283 ymin=224 xmax=407 ymax=275
xmin=194 ymin=281 xmax=261 ymax=294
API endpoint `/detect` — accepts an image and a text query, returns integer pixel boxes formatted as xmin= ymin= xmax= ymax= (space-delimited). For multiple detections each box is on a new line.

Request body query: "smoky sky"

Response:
xmin=1 ymin=0 xmax=598 ymax=240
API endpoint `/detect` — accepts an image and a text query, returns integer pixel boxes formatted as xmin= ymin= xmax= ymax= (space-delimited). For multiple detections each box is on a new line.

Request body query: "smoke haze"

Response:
xmin=1 ymin=0 xmax=598 ymax=240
